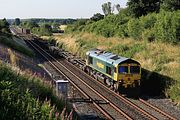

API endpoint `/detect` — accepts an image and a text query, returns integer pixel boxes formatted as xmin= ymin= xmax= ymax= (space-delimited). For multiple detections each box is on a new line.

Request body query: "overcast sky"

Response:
xmin=0 ymin=0 xmax=128 ymax=19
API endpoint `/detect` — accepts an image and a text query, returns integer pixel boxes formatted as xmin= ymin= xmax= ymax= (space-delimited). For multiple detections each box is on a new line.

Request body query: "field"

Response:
xmin=51 ymin=33 xmax=180 ymax=104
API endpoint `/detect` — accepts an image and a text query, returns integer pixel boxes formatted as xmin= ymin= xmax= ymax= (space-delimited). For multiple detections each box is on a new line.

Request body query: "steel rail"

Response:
xmin=27 ymin=40 xmax=133 ymax=120
xmin=29 ymin=39 xmax=158 ymax=120
xmin=139 ymin=98 xmax=177 ymax=120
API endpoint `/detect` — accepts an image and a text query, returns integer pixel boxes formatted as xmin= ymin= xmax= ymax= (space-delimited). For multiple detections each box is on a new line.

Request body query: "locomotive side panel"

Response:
xmin=87 ymin=54 xmax=116 ymax=80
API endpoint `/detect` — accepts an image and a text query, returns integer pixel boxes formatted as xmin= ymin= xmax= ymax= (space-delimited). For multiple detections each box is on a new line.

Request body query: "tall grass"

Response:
xmin=0 ymin=63 xmax=71 ymax=119
xmin=7 ymin=48 xmax=18 ymax=66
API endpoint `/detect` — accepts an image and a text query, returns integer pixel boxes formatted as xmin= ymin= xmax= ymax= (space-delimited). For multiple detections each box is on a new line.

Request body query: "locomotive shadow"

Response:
xmin=140 ymin=68 xmax=176 ymax=99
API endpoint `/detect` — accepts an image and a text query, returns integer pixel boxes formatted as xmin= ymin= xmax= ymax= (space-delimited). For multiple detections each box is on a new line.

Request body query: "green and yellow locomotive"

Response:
xmin=85 ymin=49 xmax=141 ymax=95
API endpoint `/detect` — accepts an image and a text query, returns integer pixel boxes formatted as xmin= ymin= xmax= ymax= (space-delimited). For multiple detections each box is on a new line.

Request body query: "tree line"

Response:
xmin=0 ymin=19 xmax=10 ymax=34
xmin=66 ymin=0 xmax=180 ymax=43
xmin=12 ymin=18 xmax=77 ymax=36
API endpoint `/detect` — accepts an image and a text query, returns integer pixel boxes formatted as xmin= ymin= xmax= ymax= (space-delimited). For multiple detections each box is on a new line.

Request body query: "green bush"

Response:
xmin=0 ymin=19 xmax=10 ymax=34
xmin=142 ymin=29 xmax=155 ymax=42
xmin=128 ymin=18 xmax=143 ymax=40
xmin=167 ymin=81 xmax=180 ymax=103
xmin=140 ymin=13 xmax=157 ymax=29
xmin=115 ymin=23 xmax=129 ymax=38
xmin=66 ymin=8 xmax=179 ymax=44
xmin=154 ymin=10 xmax=180 ymax=43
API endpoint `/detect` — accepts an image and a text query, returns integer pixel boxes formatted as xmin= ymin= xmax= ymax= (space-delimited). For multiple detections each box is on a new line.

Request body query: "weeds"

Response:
xmin=0 ymin=63 xmax=70 ymax=119
xmin=7 ymin=48 xmax=18 ymax=66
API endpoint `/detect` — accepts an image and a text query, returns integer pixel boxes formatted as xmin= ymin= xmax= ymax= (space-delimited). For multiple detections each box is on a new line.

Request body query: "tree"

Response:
xmin=14 ymin=18 xmax=21 ymax=26
xmin=161 ymin=0 xmax=180 ymax=11
xmin=20 ymin=21 xmax=39 ymax=29
xmin=116 ymin=4 xmax=121 ymax=12
xmin=0 ymin=18 xmax=10 ymax=34
xmin=127 ymin=0 xmax=160 ymax=17
xmin=102 ymin=2 xmax=113 ymax=16
xmin=39 ymin=24 xmax=52 ymax=36
xmin=90 ymin=13 xmax=104 ymax=21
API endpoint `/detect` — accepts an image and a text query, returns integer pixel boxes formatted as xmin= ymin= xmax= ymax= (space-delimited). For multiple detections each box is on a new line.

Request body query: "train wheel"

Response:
xmin=106 ymin=78 xmax=111 ymax=87
xmin=113 ymin=82 xmax=119 ymax=92
xmin=104 ymin=78 xmax=107 ymax=85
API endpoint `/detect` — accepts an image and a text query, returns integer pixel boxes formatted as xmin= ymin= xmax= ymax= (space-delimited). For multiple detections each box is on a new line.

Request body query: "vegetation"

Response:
xmin=14 ymin=18 xmax=21 ymax=26
xmin=0 ymin=19 xmax=34 ymax=57
xmin=102 ymin=2 xmax=113 ymax=16
xmin=0 ymin=36 xmax=34 ymax=57
xmin=66 ymin=1 xmax=180 ymax=43
xmin=0 ymin=62 xmax=68 ymax=119
xmin=127 ymin=0 xmax=160 ymax=17
xmin=0 ymin=18 xmax=10 ymax=34
xmin=14 ymin=18 xmax=77 ymax=36
xmin=20 ymin=21 xmax=53 ymax=36
xmin=25 ymin=18 xmax=77 ymax=25
xmin=90 ymin=13 xmax=104 ymax=22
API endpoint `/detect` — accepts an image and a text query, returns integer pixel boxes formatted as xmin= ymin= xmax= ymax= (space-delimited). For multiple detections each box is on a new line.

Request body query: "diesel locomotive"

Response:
xmin=85 ymin=49 xmax=141 ymax=94
xmin=36 ymin=39 xmax=141 ymax=95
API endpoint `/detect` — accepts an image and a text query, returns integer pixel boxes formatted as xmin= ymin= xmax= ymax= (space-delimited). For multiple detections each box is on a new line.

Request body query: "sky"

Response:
xmin=0 ymin=0 xmax=128 ymax=19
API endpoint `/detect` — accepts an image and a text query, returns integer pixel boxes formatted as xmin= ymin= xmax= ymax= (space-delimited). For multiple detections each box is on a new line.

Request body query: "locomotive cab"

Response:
xmin=117 ymin=60 xmax=141 ymax=88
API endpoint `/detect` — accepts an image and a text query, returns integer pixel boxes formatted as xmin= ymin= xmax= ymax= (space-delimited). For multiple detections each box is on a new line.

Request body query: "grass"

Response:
xmin=0 ymin=61 xmax=71 ymax=119
xmin=51 ymin=32 xmax=180 ymax=104
xmin=0 ymin=35 xmax=34 ymax=57
xmin=7 ymin=48 xmax=18 ymax=66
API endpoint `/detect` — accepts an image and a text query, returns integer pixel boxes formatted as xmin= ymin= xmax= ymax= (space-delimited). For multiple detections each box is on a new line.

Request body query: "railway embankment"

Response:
xmin=46 ymin=33 xmax=179 ymax=105
xmin=0 ymin=35 xmax=72 ymax=119
xmin=0 ymin=34 xmax=33 ymax=57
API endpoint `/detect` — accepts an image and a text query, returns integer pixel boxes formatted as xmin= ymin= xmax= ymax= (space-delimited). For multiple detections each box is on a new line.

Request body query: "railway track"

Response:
xmin=10 ymin=26 xmax=178 ymax=120
xmin=57 ymin=56 xmax=177 ymax=120
xmin=26 ymin=38 xmax=175 ymax=120
xmin=26 ymin=40 xmax=132 ymax=120
xmin=28 ymin=39 xmax=175 ymax=120
xmin=25 ymin=37 xmax=177 ymax=120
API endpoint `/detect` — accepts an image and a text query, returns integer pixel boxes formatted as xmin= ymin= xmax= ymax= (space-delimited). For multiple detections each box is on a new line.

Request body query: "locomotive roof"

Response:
xmin=86 ymin=49 xmax=139 ymax=66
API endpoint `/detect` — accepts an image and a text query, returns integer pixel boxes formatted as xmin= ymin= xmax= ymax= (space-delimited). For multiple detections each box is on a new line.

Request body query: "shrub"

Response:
xmin=127 ymin=18 xmax=143 ymax=40
xmin=115 ymin=23 xmax=129 ymax=38
xmin=140 ymin=13 xmax=157 ymax=29
xmin=142 ymin=29 xmax=155 ymax=42
xmin=154 ymin=10 xmax=180 ymax=43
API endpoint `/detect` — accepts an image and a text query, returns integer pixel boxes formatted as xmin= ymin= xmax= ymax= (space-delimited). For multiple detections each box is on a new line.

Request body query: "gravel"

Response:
xmin=144 ymin=96 xmax=180 ymax=119
xmin=42 ymin=61 xmax=106 ymax=120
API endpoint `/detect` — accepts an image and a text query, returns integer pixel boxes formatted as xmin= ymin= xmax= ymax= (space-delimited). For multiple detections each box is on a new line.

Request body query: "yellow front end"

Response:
xmin=117 ymin=63 xmax=141 ymax=88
